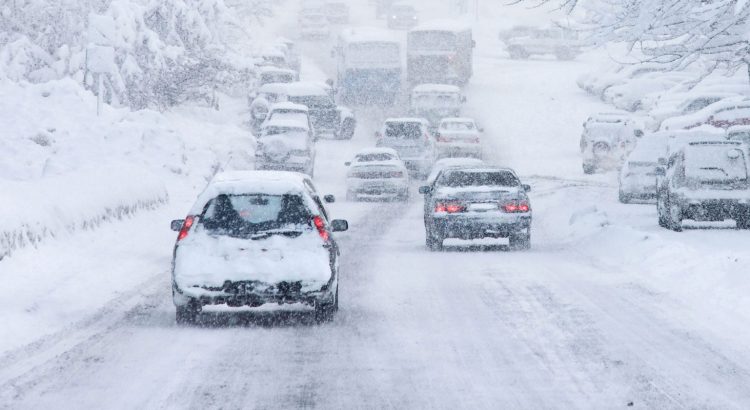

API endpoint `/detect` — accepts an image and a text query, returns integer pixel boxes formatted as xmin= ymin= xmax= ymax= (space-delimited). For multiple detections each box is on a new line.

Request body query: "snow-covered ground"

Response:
xmin=2 ymin=0 xmax=750 ymax=408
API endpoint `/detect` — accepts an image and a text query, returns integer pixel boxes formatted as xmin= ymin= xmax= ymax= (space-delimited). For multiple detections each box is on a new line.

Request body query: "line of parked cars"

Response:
xmin=578 ymin=60 xmax=750 ymax=231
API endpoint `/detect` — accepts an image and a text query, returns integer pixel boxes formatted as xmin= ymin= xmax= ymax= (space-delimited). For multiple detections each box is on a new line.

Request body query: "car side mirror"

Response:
xmin=522 ymin=184 xmax=531 ymax=192
xmin=170 ymin=219 xmax=185 ymax=232
xmin=344 ymin=161 xmax=351 ymax=166
xmin=655 ymin=167 xmax=666 ymax=176
xmin=418 ymin=186 xmax=431 ymax=194
xmin=331 ymin=219 xmax=348 ymax=232
xmin=324 ymin=194 xmax=335 ymax=203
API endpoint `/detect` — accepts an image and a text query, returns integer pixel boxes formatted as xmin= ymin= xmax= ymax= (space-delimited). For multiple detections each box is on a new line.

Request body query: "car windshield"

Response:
xmin=200 ymin=194 xmax=312 ymax=238
xmin=437 ymin=170 xmax=520 ymax=187
xmin=685 ymin=145 xmax=748 ymax=183
xmin=441 ymin=121 xmax=475 ymax=131
xmin=385 ymin=122 xmax=422 ymax=139
xmin=356 ymin=153 xmax=395 ymax=162
xmin=289 ymin=95 xmax=334 ymax=109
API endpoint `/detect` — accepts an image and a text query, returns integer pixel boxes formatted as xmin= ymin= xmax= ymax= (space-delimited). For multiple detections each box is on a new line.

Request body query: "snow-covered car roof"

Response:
xmin=355 ymin=147 xmax=400 ymax=156
xmin=384 ymin=117 xmax=430 ymax=125
xmin=339 ymin=27 xmax=398 ymax=43
xmin=412 ymin=83 xmax=461 ymax=94
xmin=263 ymin=116 xmax=310 ymax=131
xmin=282 ymin=82 xmax=331 ymax=97
xmin=627 ymin=136 xmax=668 ymax=163
xmin=257 ymin=66 xmax=297 ymax=76
xmin=727 ymin=125 xmax=750 ymax=133
xmin=257 ymin=82 xmax=293 ymax=95
xmin=439 ymin=117 xmax=476 ymax=124
xmin=426 ymin=157 xmax=485 ymax=185
xmin=268 ymin=101 xmax=309 ymax=112
xmin=660 ymin=125 xmax=727 ymax=153
xmin=190 ymin=171 xmax=312 ymax=214
xmin=411 ymin=20 xmax=471 ymax=33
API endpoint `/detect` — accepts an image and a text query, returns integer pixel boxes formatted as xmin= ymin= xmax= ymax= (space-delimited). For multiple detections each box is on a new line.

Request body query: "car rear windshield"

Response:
xmin=685 ymin=145 xmax=748 ymax=182
xmin=356 ymin=153 xmax=394 ymax=162
xmin=437 ymin=171 xmax=519 ymax=188
xmin=200 ymin=194 xmax=312 ymax=238
xmin=385 ymin=122 xmax=422 ymax=139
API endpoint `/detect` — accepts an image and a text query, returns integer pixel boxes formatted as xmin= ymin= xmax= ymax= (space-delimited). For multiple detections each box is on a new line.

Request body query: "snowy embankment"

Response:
xmin=0 ymin=78 xmax=255 ymax=260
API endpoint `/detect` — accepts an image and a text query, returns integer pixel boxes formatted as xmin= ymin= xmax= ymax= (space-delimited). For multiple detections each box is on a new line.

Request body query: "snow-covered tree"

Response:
xmin=516 ymin=0 xmax=750 ymax=77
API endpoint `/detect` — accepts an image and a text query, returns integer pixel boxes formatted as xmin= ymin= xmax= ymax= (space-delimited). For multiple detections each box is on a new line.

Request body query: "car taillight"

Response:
xmin=435 ymin=202 xmax=466 ymax=213
xmin=390 ymin=171 xmax=403 ymax=178
xmin=313 ymin=215 xmax=329 ymax=241
xmin=502 ymin=200 xmax=530 ymax=213
xmin=177 ymin=216 xmax=195 ymax=241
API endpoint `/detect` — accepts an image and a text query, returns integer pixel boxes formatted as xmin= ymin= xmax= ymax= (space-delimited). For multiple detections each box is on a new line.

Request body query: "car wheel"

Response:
xmin=667 ymin=198 xmax=683 ymax=232
xmin=736 ymin=215 xmax=750 ymax=229
xmin=340 ymin=118 xmax=356 ymax=140
xmin=582 ymin=163 xmax=595 ymax=174
xmin=509 ymin=227 xmax=531 ymax=251
xmin=619 ymin=191 xmax=631 ymax=204
xmin=427 ymin=228 xmax=444 ymax=251
xmin=314 ymin=292 xmax=336 ymax=323
xmin=176 ymin=302 xmax=198 ymax=325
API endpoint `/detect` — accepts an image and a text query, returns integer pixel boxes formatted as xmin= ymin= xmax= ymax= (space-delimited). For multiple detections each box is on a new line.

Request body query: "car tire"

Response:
xmin=666 ymin=197 xmax=683 ymax=232
xmin=509 ymin=227 xmax=531 ymax=251
xmin=736 ymin=215 xmax=750 ymax=229
xmin=582 ymin=163 xmax=595 ymax=174
xmin=314 ymin=289 xmax=337 ymax=323
xmin=176 ymin=302 xmax=198 ymax=325
xmin=340 ymin=118 xmax=356 ymax=140
xmin=619 ymin=191 xmax=631 ymax=204
xmin=427 ymin=227 xmax=444 ymax=251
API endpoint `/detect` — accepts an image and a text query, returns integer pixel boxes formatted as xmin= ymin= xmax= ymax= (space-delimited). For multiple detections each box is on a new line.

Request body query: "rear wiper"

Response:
xmin=248 ymin=229 xmax=304 ymax=240
xmin=699 ymin=167 xmax=729 ymax=176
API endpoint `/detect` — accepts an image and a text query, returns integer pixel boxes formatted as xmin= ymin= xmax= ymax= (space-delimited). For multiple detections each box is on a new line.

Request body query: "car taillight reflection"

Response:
xmin=502 ymin=200 xmax=530 ymax=213
xmin=435 ymin=202 xmax=466 ymax=213
xmin=177 ymin=216 xmax=195 ymax=241
xmin=313 ymin=215 xmax=329 ymax=241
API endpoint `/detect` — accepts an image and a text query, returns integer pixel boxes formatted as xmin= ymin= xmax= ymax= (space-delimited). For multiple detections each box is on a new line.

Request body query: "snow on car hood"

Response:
xmin=173 ymin=228 xmax=331 ymax=290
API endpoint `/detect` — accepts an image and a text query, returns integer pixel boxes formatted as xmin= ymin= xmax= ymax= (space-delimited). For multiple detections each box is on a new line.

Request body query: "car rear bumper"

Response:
xmin=675 ymin=197 xmax=750 ymax=221
xmin=430 ymin=214 xmax=531 ymax=239
xmin=173 ymin=279 xmax=335 ymax=308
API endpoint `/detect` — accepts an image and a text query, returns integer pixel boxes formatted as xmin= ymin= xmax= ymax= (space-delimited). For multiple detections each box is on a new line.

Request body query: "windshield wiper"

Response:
xmin=699 ymin=167 xmax=729 ymax=177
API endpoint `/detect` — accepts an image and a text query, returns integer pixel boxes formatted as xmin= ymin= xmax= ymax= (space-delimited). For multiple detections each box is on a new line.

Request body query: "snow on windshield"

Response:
xmin=685 ymin=145 xmax=748 ymax=182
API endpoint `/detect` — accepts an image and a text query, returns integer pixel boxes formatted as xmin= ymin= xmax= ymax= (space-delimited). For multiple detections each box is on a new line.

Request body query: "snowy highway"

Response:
xmin=3 ymin=1 xmax=750 ymax=409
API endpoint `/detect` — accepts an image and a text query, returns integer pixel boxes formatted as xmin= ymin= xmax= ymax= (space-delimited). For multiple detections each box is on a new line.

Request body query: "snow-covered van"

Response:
xmin=170 ymin=171 xmax=348 ymax=323
xmin=407 ymin=20 xmax=474 ymax=85
xmin=334 ymin=28 xmax=402 ymax=105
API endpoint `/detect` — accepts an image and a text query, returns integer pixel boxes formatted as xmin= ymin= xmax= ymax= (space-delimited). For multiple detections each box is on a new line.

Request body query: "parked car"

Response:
xmin=503 ymin=26 xmax=581 ymax=60
xmin=255 ymin=117 xmax=316 ymax=176
xmin=263 ymin=102 xmax=316 ymax=140
xmin=324 ymin=1 xmax=349 ymax=23
xmin=656 ymin=141 xmax=750 ymax=230
xmin=255 ymin=48 xmax=288 ymax=69
xmin=618 ymin=135 xmax=667 ymax=203
xmin=255 ymin=66 xmax=298 ymax=90
xmin=435 ymin=117 xmax=483 ymax=159
xmin=583 ymin=63 xmax=665 ymax=98
xmin=376 ymin=117 xmax=437 ymax=177
xmin=580 ymin=113 xmax=643 ymax=174
xmin=645 ymin=92 xmax=739 ymax=131
xmin=170 ymin=171 xmax=349 ymax=324
xmin=419 ymin=167 xmax=532 ymax=250
xmin=661 ymin=96 xmax=750 ymax=131
xmin=345 ymin=155 xmax=410 ymax=201
xmin=387 ymin=3 xmax=418 ymax=30
xmin=603 ymin=72 xmax=693 ymax=112
xmin=410 ymin=83 xmax=464 ymax=126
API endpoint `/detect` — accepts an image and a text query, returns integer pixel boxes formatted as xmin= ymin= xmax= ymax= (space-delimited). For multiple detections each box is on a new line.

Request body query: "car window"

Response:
xmin=385 ymin=122 xmax=422 ymax=139
xmin=200 ymin=194 xmax=312 ymax=238
xmin=437 ymin=170 xmax=520 ymax=187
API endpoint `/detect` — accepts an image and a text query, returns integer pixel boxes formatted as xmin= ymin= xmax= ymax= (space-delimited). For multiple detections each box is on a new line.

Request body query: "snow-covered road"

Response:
xmin=3 ymin=2 xmax=750 ymax=409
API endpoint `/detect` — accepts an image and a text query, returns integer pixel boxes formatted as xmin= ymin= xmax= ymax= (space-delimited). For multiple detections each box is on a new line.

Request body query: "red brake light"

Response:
xmin=177 ymin=215 xmax=195 ymax=241
xmin=435 ymin=202 xmax=465 ymax=213
xmin=313 ymin=215 xmax=329 ymax=241
xmin=503 ymin=200 xmax=530 ymax=213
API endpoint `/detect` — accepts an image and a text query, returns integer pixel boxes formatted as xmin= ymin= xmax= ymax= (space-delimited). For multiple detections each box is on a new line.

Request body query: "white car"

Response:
xmin=660 ymin=96 xmax=750 ymax=131
xmin=255 ymin=117 xmax=316 ymax=176
xmin=410 ymin=84 xmax=464 ymax=126
xmin=169 ymin=171 xmax=348 ymax=324
xmin=603 ymin=72 xmax=692 ymax=112
xmin=580 ymin=112 xmax=643 ymax=174
xmin=435 ymin=117 xmax=483 ymax=159
xmin=504 ymin=26 xmax=582 ymax=60
xmin=583 ymin=63 xmax=665 ymax=98
xmin=345 ymin=149 xmax=410 ymax=201
xmin=376 ymin=118 xmax=437 ymax=177
xmin=618 ymin=135 xmax=667 ymax=203
xmin=645 ymin=92 xmax=739 ymax=131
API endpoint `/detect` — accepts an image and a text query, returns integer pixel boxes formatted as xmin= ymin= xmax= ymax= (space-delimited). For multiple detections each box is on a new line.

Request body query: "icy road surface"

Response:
xmin=3 ymin=3 xmax=750 ymax=410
